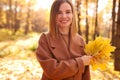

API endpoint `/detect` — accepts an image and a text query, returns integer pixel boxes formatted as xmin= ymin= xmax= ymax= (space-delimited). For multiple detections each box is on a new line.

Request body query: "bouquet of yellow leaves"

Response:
xmin=84 ymin=36 xmax=116 ymax=70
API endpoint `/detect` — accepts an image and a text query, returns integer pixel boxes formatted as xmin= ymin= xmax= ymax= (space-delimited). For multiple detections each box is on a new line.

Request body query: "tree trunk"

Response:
xmin=76 ymin=0 xmax=82 ymax=35
xmin=85 ymin=0 xmax=89 ymax=43
xmin=114 ymin=0 xmax=120 ymax=71
xmin=24 ymin=2 xmax=30 ymax=34
xmin=93 ymin=0 xmax=99 ymax=40
xmin=112 ymin=0 xmax=116 ymax=46
xmin=13 ymin=1 xmax=19 ymax=34
xmin=6 ymin=0 xmax=12 ymax=29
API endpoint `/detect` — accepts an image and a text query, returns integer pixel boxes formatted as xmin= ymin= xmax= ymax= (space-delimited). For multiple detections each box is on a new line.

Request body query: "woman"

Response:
xmin=36 ymin=0 xmax=92 ymax=80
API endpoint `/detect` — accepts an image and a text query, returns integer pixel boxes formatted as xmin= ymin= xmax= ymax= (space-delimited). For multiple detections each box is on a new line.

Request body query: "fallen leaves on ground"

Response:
xmin=0 ymin=56 xmax=42 ymax=80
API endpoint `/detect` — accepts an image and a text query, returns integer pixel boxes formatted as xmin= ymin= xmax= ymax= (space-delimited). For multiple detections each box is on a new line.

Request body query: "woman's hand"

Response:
xmin=81 ymin=55 xmax=92 ymax=66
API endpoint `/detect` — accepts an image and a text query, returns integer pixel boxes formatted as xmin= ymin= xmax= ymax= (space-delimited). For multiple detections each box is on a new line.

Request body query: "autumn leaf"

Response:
xmin=84 ymin=36 xmax=116 ymax=70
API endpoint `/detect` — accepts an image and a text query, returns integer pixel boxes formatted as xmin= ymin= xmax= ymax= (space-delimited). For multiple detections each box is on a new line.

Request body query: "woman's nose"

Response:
xmin=62 ymin=13 xmax=67 ymax=18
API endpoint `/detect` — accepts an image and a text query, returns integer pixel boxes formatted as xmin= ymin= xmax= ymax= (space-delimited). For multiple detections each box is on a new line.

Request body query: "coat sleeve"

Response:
xmin=79 ymin=35 xmax=91 ymax=80
xmin=82 ymin=66 xmax=91 ymax=80
xmin=36 ymin=33 xmax=85 ymax=79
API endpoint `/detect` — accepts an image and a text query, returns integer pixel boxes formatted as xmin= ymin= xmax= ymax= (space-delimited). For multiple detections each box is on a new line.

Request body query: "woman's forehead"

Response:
xmin=59 ymin=2 xmax=72 ymax=11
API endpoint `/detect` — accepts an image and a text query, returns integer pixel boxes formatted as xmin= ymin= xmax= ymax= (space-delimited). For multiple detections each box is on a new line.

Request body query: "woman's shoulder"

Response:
xmin=40 ymin=32 xmax=49 ymax=36
xmin=38 ymin=32 xmax=49 ymax=42
xmin=39 ymin=32 xmax=54 ymax=44
xmin=74 ymin=33 xmax=86 ymax=45
xmin=40 ymin=32 xmax=50 ymax=39
xmin=75 ymin=33 xmax=84 ymax=40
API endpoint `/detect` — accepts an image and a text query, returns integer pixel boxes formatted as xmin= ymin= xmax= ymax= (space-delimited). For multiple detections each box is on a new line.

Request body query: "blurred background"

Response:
xmin=0 ymin=0 xmax=120 ymax=80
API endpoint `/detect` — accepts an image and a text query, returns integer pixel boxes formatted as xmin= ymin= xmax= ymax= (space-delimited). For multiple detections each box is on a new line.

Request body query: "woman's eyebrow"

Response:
xmin=66 ymin=9 xmax=72 ymax=11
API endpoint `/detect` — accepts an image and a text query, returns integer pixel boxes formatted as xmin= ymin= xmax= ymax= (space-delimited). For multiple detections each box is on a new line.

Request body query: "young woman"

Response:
xmin=36 ymin=0 xmax=92 ymax=80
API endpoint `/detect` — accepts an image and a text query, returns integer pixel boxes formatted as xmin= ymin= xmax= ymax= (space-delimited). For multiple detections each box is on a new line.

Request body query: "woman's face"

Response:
xmin=56 ymin=2 xmax=73 ymax=28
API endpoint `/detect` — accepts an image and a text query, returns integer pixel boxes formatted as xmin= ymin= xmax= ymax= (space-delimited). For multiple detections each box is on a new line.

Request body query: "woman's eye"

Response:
xmin=66 ymin=11 xmax=71 ymax=14
xmin=66 ymin=10 xmax=72 ymax=14
xmin=57 ymin=11 xmax=62 ymax=14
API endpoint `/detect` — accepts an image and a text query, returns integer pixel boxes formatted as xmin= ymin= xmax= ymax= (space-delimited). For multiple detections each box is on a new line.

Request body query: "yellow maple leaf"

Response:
xmin=84 ymin=36 xmax=116 ymax=70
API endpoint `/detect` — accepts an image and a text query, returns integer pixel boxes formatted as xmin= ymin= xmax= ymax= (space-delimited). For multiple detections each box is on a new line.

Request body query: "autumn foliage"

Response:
xmin=84 ymin=36 xmax=116 ymax=70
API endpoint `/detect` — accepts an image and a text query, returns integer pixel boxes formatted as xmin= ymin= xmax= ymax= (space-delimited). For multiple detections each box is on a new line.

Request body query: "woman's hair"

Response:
xmin=49 ymin=0 xmax=77 ymax=38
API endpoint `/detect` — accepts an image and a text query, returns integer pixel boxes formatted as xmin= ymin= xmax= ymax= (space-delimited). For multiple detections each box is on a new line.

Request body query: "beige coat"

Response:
xmin=36 ymin=32 xmax=90 ymax=80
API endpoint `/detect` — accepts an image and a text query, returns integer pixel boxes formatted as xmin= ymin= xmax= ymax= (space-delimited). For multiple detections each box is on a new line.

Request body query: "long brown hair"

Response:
xmin=49 ymin=0 xmax=77 ymax=38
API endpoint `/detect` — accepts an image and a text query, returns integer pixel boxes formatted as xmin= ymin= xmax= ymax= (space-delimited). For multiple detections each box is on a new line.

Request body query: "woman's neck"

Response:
xmin=59 ymin=27 xmax=70 ymax=35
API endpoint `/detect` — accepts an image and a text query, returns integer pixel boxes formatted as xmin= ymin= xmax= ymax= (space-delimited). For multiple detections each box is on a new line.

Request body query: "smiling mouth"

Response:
xmin=60 ymin=20 xmax=68 ymax=24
